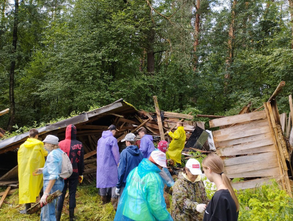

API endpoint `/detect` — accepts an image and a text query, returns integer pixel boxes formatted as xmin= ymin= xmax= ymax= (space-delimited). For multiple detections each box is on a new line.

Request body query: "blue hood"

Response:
xmin=102 ymin=130 xmax=113 ymax=138
xmin=138 ymin=158 xmax=161 ymax=178
xmin=126 ymin=145 xmax=141 ymax=156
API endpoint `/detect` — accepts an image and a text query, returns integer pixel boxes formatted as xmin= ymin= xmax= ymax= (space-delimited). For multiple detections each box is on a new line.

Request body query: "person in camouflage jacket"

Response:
xmin=172 ymin=159 xmax=209 ymax=221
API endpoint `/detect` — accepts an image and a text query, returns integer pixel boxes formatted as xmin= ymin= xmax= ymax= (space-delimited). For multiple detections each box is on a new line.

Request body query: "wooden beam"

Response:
xmin=286 ymin=112 xmax=291 ymax=138
xmin=267 ymin=81 xmax=285 ymax=102
xmin=289 ymin=95 xmax=293 ymax=131
xmin=279 ymin=113 xmax=287 ymax=133
xmin=84 ymin=150 xmax=97 ymax=160
xmin=0 ymin=188 xmax=17 ymax=197
xmin=164 ymin=112 xmax=193 ymax=120
xmin=209 ymin=111 xmax=267 ymax=128
xmin=227 ymin=167 xmax=280 ymax=179
xmin=153 ymin=96 xmax=165 ymax=140
xmin=0 ymin=186 xmax=11 ymax=208
xmin=0 ymin=108 xmax=9 ymax=117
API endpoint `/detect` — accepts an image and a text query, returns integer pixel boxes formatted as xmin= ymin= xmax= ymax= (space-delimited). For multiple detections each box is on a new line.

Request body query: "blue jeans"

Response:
xmin=40 ymin=179 xmax=64 ymax=221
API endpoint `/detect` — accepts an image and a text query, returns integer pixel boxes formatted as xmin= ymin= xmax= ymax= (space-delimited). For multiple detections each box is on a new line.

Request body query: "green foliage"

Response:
xmin=237 ymin=181 xmax=293 ymax=221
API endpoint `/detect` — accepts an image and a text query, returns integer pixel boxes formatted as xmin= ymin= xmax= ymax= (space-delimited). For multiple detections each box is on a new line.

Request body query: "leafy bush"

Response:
xmin=237 ymin=181 xmax=293 ymax=221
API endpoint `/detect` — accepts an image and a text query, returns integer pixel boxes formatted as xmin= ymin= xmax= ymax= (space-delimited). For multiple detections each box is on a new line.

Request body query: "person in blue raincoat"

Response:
xmin=138 ymin=127 xmax=155 ymax=158
xmin=96 ymin=125 xmax=120 ymax=206
xmin=114 ymin=151 xmax=173 ymax=221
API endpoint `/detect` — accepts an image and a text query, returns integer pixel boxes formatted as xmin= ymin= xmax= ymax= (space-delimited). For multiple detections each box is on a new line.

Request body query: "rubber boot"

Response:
xmin=101 ymin=196 xmax=108 ymax=204
xmin=69 ymin=209 xmax=75 ymax=221
xmin=56 ymin=210 xmax=62 ymax=221
xmin=111 ymin=198 xmax=118 ymax=211
xmin=20 ymin=203 xmax=31 ymax=214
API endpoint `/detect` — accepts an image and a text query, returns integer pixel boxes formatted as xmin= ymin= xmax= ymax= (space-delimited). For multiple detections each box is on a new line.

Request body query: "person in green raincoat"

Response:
xmin=18 ymin=129 xmax=48 ymax=214
xmin=166 ymin=122 xmax=186 ymax=165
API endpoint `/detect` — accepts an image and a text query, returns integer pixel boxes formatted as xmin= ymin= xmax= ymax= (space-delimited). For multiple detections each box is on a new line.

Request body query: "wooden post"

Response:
xmin=289 ymin=95 xmax=293 ymax=128
xmin=153 ymin=96 xmax=165 ymax=140
xmin=286 ymin=112 xmax=291 ymax=138
xmin=0 ymin=186 xmax=11 ymax=208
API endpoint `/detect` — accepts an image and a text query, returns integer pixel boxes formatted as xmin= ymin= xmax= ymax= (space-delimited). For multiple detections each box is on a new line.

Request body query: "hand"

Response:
xmin=196 ymin=203 xmax=206 ymax=213
xmin=115 ymin=188 xmax=120 ymax=196
xmin=40 ymin=192 xmax=49 ymax=207
xmin=78 ymin=175 xmax=84 ymax=184
xmin=33 ymin=168 xmax=43 ymax=176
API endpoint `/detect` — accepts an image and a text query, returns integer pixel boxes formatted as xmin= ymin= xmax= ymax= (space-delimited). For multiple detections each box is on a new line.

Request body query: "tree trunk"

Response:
xmin=193 ymin=0 xmax=200 ymax=71
xmin=7 ymin=0 xmax=18 ymax=131
xmin=147 ymin=27 xmax=155 ymax=73
xmin=289 ymin=0 xmax=293 ymax=49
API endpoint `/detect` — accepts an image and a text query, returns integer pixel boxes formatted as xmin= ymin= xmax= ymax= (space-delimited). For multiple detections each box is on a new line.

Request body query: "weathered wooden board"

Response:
xmin=227 ymin=167 xmax=280 ymax=178
xmin=225 ymin=156 xmax=278 ymax=174
xmin=279 ymin=113 xmax=287 ymax=133
xmin=215 ymin=132 xmax=273 ymax=148
xmin=232 ymin=178 xmax=274 ymax=190
xmin=209 ymin=110 xmax=267 ymax=128
xmin=224 ymin=152 xmax=277 ymax=167
xmin=164 ymin=112 xmax=193 ymax=120
xmin=0 ymin=165 xmax=18 ymax=181
xmin=213 ymin=119 xmax=269 ymax=137
xmin=218 ymin=138 xmax=274 ymax=156
xmin=219 ymin=145 xmax=275 ymax=156
xmin=214 ymin=122 xmax=270 ymax=142
xmin=0 ymin=186 xmax=11 ymax=208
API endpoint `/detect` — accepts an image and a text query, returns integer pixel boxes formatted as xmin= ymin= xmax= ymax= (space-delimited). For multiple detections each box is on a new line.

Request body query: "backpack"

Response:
xmin=59 ymin=151 xmax=73 ymax=179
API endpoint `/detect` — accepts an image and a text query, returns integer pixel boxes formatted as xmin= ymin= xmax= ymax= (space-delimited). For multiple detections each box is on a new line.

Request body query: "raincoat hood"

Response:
xmin=126 ymin=145 xmax=141 ymax=156
xmin=23 ymin=138 xmax=44 ymax=149
xmin=138 ymin=158 xmax=161 ymax=178
xmin=65 ymin=124 xmax=77 ymax=140
xmin=102 ymin=130 xmax=113 ymax=138
xmin=144 ymin=134 xmax=153 ymax=141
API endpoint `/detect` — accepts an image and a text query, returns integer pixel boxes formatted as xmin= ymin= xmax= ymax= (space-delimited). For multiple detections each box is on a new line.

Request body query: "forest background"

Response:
xmin=1 ymin=0 xmax=293 ymax=132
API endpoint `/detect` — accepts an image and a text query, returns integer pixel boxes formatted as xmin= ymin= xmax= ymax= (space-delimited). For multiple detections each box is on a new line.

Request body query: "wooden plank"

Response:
xmin=164 ymin=112 xmax=193 ymax=120
xmin=117 ymin=118 xmax=138 ymax=124
xmin=227 ymin=167 xmax=280 ymax=179
xmin=213 ymin=119 xmax=268 ymax=137
xmin=280 ymin=113 xmax=287 ymax=133
xmin=130 ymin=119 xmax=150 ymax=133
xmin=232 ymin=178 xmax=274 ymax=190
xmin=286 ymin=112 xmax=291 ymax=138
xmin=215 ymin=132 xmax=272 ymax=148
xmin=267 ymin=81 xmax=285 ymax=102
xmin=224 ymin=152 xmax=277 ymax=167
xmin=289 ymin=95 xmax=293 ymax=135
xmin=209 ymin=110 xmax=267 ymax=128
xmin=0 ymin=108 xmax=9 ymax=117
xmin=196 ymin=114 xmax=224 ymax=118
xmin=0 ymin=186 xmax=11 ymax=208
xmin=78 ymin=125 xmax=108 ymax=130
xmin=219 ymin=142 xmax=275 ymax=156
xmin=0 ymin=188 xmax=17 ymax=197
xmin=225 ymin=157 xmax=278 ymax=174
xmin=0 ymin=181 xmax=18 ymax=186
xmin=153 ymin=96 xmax=165 ymax=140
xmin=0 ymin=165 xmax=18 ymax=181
xmin=84 ymin=150 xmax=97 ymax=160
xmin=214 ymin=121 xmax=270 ymax=142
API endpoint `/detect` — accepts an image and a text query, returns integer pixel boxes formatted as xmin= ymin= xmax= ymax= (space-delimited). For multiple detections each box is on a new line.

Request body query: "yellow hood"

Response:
xmin=23 ymin=138 xmax=44 ymax=148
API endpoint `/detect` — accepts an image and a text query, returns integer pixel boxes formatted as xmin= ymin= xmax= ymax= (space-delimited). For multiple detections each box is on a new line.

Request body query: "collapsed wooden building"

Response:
xmin=209 ymin=81 xmax=293 ymax=196
xmin=0 ymin=97 xmax=198 ymax=186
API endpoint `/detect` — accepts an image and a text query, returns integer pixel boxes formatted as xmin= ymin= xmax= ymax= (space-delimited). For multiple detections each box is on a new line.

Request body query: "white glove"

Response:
xmin=115 ymin=188 xmax=120 ymax=196
xmin=196 ymin=203 xmax=206 ymax=213
xmin=40 ymin=192 xmax=49 ymax=207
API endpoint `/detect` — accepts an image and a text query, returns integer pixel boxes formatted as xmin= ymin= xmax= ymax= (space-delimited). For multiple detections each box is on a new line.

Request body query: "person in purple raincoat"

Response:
xmin=138 ymin=127 xmax=155 ymax=158
xmin=96 ymin=125 xmax=120 ymax=208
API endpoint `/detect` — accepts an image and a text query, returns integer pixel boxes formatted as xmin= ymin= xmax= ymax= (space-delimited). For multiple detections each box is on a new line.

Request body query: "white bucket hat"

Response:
xmin=185 ymin=158 xmax=202 ymax=175
xmin=149 ymin=151 xmax=167 ymax=168
xmin=43 ymin=135 xmax=59 ymax=145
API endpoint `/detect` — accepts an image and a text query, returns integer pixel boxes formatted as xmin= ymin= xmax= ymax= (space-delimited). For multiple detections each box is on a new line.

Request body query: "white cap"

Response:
xmin=121 ymin=133 xmax=136 ymax=142
xmin=43 ymin=135 xmax=59 ymax=145
xmin=149 ymin=151 xmax=167 ymax=168
xmin=185 ymin=158 xmax=202 ymax=175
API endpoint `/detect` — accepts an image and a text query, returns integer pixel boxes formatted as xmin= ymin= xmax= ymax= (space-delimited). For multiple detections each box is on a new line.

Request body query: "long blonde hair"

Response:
xmin=202 ymin=153 xmax=239 ymax=211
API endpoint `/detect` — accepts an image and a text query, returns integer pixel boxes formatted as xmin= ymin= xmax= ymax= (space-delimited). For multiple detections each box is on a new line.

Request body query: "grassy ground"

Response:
xmin=0 ymin=184 xmax=116 ymax=221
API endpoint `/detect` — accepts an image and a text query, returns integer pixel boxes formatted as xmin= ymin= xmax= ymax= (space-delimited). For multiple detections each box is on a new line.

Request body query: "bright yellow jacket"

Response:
xmin=18 ymin=138 xmax=48 ymax=204
xmin=166 ymin=126 xmax=186 ymax=164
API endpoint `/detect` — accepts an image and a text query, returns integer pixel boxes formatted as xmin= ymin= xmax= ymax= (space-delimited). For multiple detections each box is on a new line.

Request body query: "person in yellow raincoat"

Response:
xmin=18 ymin=129 xmax=48 ymax=214
xmin=166 ymin=122 xmax=186 ymax=165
